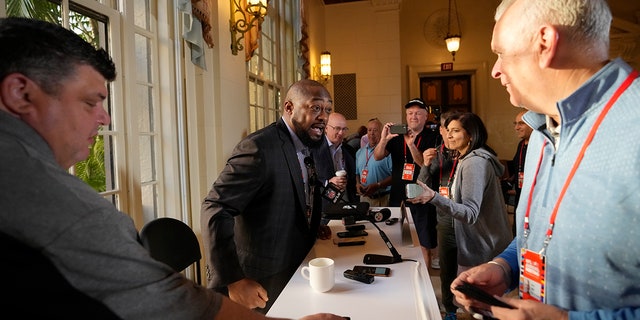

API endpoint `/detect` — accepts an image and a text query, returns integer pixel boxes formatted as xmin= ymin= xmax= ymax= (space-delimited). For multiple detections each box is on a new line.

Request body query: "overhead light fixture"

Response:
xmin=229 ymin=0 xmax=268 ymax=55
xmin=315 ymin=51 xmax=332 ymax=84
xmin=445 ymin=0 xmax=461 ymax=61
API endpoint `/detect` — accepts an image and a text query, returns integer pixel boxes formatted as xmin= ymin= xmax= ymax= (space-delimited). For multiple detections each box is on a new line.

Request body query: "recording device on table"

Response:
xmin=337 ymin=229 xmax=368 ymax=238
xmin=321 ymin=185 xmax=404 ymax=264
xmin=343 ymin=269 xmax=374 ymax=284
xmin=353 ymin=265 xmax=391 ymax=277
xmin=362 ymin=220 xmax=403 ymax=265
xmin=343 ymin=265 xmax=390 ymax=284
xmin=333 ymin=237 xmax=366 ymax=247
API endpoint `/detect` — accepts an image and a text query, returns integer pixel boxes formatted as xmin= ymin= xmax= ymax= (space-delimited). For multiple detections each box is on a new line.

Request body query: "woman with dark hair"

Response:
xmin=409 ymin=112 xmax=511 ymax=274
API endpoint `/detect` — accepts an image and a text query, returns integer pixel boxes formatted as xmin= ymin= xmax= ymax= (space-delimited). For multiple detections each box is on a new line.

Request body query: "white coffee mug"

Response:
xmin=300 ymin=257 xmax=335 ymax=292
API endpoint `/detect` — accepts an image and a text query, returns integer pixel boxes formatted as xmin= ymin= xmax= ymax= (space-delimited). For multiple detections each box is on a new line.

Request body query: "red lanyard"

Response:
xmin=524 ymin=70 xmax=639 ymax=251
xmin=364 ymin=145 xmax=375 ymax=168
xmin=403 ymin=136 xmax=422 ymax=163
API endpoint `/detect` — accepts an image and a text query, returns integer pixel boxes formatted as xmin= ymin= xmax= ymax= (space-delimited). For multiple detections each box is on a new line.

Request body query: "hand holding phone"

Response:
xmin=389 ymin=124 xmax=408 ymax=135
xmin=405 ymin=183 xmax=422 ymax=199
xmin=454 ymin=281 xmax=515 ymax=309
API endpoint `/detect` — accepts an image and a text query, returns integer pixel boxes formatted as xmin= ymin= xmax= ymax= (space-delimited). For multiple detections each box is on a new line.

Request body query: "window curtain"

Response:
xmin=177 ymin=0 xmax=214 ymax=69
xmin=299 ymin=0 xmax=311 ymax=79
xmin=241 ymin=0 xmax=262 ymax=61
xmin=192 ymin=0 xmax=215 ymax=48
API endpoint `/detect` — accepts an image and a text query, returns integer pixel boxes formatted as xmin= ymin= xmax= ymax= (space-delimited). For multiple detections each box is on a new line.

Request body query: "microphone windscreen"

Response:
xmin=370 ymin=208 xmax=391 ymax=222
xmin=303 ymin=156 xmax=314 ymax=168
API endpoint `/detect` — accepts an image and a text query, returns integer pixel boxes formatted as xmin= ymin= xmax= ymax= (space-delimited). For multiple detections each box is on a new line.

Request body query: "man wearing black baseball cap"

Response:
xmin=404 ymin=98 xmax=427 ymax=109
xmin=373 ymin=98 xmax=440 ymax=269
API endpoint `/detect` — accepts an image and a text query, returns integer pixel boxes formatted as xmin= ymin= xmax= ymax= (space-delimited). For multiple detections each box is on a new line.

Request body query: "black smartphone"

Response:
xmin=454 ymin=281 xmax=515 ymax=309
xmin=337 ymin=230 xmax=368 ymax=238
xmin=343 ymin=269 xmax=374 ymax=284
xmin=353 ymin=265 xmax=391 ymax=276
xmin=333 ymin=237 xmax=366 ymax=247
xmin=389 ymin=124 xmax=408 ymax=134
xmin=346 ymin=224 xmax=366 ymax=232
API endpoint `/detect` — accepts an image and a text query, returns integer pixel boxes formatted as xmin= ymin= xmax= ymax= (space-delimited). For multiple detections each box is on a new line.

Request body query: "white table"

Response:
xmin=267 ymin=207 xmax=442 ymax=320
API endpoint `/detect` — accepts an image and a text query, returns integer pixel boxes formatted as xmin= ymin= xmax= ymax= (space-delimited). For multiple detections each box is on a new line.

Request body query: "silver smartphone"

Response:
xmin=405 ymin=183 xmax=422 ymax=198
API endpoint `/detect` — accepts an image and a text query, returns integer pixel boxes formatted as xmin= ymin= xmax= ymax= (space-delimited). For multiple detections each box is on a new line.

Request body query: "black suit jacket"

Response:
xmin=320 ymin=140 xmax=358 ymax=203
xmin=201 ymin=118 xmax=328 ymax=300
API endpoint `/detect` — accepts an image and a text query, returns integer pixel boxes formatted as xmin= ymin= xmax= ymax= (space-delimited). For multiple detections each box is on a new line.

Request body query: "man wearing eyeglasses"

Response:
xmin=324 ymin=112 xmax=357 ymax=203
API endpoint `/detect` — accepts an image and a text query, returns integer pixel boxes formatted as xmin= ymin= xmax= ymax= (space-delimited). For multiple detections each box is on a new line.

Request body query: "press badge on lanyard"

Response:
xmin=402 ymin=163 xmax=415 ymax=180
xmin=438 ymin=186 xmax=450 ymax=198
xmin=520 ymin=249 xmax=545 ymax=302
xmin=360 ymin=168 xmax=369 ymax=184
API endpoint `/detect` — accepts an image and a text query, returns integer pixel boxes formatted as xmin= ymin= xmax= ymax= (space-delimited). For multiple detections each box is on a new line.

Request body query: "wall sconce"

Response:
xmin=229 ymin=0 xmax=268 ymax=55
xmin=445 ymin=0 xmax=461 ymax=61
xmin=314 ymin=51 xmax=332 ymax=84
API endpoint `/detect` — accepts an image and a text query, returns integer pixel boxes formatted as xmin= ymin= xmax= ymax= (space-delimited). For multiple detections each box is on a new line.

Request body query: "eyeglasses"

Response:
xmin=327 ymin=124 xmax=349 ymax=132
xmin=306 ymin=105 xmax=333 ymax=115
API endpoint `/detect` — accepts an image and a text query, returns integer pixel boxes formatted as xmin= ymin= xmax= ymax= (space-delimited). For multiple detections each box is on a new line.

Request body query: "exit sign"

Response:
xmin=441 ymin=62 xmax=453 ymax=71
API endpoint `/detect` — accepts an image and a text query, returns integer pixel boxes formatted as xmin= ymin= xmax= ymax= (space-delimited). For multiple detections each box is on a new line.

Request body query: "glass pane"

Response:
xmin=103 ymin=133 xmax=116 ymax=191
xmin=267 ymin=86 xmax=276 ymax=124
xmin=69 ymin=11 xmax=105 ymax=48
xmin=262 ymin=13 xmax=273 ymax=38
xmin=249 ymin=80 xmax=257 ymax=105
xmin=256 ymin=107 xmax=265 ymax=130
xmin=249 ymin=106 xmax=257 ymax=133
xmin=139 ymin=135 xmax=156 ymax=184
xmin=135 ymin=33 xmax=152 ymax=83
xmin=141 ymin=184 xmax=158 ymax=224
xmin=133 ymin=0 xmax=150 ymax=30
xmin=137 ymin=84 xmax=153 ymax=132
xmin=249 ymin=53 xmax=260 ymax=75
xmin=256 ymin=83 xmax=264 ymax=106
xmin=73 ymin=135 xmax=107 ymax=191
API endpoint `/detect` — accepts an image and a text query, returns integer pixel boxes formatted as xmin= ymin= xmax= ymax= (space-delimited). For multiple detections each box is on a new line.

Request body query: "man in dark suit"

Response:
xmin=201 ymin=79 xmax=334 ymax=313
xmin=324 ymin=112 xmax=357 ymax=202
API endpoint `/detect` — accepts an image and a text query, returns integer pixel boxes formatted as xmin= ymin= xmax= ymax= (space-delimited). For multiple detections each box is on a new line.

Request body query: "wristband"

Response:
xmin=488 ymin=260 xmax=511 ymax=287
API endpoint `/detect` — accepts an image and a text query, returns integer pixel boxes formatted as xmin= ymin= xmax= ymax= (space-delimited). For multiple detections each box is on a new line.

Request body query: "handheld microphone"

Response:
xmin=363 ymin=214 xmax=403 ymax=264
xmin=303 ymin=156 xmax=317 ymax=182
